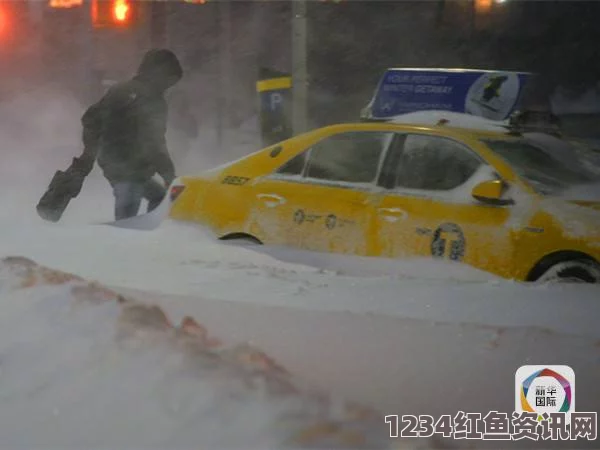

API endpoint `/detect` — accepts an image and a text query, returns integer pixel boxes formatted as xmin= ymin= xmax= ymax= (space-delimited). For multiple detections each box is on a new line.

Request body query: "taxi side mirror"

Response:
xmin=472 ymin=179 xmax=513 ymax=206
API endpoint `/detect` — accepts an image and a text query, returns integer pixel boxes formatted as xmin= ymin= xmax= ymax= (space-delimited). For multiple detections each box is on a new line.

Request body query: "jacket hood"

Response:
xmin=136 ymin=49 xmax=183 ymax=91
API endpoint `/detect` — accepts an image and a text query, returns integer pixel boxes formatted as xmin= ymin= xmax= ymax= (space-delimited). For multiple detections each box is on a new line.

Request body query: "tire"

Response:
xmin=536 ymin=259 xmax=600 ymax=284
xmin=219 ymin=233 xmax=263 ymax=246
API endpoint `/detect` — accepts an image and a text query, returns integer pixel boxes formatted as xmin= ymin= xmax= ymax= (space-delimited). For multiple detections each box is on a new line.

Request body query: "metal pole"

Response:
xmin=252 ymin=0 xmax=263 ymax=143
xmin=218 ymin=0 xmax=232 ymax=153
xmin=291 ymin=0 xmax=308 ymax=135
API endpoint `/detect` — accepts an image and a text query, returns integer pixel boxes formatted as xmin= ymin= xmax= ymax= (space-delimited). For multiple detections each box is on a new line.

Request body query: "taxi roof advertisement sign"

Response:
xmin=366 ymin=68 xmax=532 ymax=121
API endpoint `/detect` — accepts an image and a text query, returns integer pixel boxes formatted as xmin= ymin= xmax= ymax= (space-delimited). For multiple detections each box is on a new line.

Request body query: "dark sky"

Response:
xmin=3 ymin=0 xmax=599 ymax=123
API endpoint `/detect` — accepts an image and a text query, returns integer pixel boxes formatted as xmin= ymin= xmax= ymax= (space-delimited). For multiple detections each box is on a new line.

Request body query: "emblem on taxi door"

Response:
xmin=431 ymin=223 xmax=466 ymax=261
xmin=325 ymin=214 xmax=337 ymax=230
xmin=293 ymin=209 xmax=305 ymax=225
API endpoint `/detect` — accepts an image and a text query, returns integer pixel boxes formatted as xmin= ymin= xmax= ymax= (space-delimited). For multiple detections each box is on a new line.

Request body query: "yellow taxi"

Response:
xmin=169 ymin=121 xmax=600 ymax=283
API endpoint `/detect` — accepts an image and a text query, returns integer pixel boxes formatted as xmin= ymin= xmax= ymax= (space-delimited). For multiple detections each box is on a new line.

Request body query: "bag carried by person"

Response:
xmin=36 ymin=156 xmax=90 ymax=222
xmin=37 ymin=101 xmax=104 ymax=222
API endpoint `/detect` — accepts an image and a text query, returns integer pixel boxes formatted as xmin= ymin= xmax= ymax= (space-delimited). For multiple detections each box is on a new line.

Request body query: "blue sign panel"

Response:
xmin=367 ymin=69 xmax=531 ymax=121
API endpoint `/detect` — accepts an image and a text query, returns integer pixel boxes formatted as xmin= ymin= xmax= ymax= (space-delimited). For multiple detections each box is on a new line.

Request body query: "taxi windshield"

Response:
xmin=482 ymin=135 xmax=600 ymax=195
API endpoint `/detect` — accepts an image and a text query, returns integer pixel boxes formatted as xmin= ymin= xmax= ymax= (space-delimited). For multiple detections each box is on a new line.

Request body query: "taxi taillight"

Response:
xmin=170 ymin=185 xmax=185 ymax=202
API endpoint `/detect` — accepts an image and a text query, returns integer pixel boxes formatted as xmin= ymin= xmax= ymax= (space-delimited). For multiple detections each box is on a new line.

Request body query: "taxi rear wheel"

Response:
xmin=219 ymin=233 xmax=263 ymax=246
xmin=536 ymin=259 xmax=600 ymax=284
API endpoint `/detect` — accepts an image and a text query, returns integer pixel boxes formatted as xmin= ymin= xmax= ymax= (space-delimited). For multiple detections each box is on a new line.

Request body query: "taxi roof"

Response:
xmin=316 ymin=121 xmax=520 ymax=142
xmin=331 ymin=110 xmax=523 ymax=141
xmin=382 ymin=67 xmax=532 ymax=74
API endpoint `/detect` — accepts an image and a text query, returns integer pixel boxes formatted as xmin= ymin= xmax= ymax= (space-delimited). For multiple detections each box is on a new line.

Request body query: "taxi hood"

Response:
xmin=558 ymin=182 xmax=600 ymax=204
xmin=541 ymin=192 xmax=600 ymax=243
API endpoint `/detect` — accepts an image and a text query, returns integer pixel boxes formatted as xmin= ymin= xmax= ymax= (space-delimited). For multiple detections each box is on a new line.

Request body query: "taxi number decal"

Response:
xmin=293 ymin=210 xmax=354 ymax=229
xmin=325 ymin=214 xmax=336 ymax=229
xmin=430 ymin=223 xmax=466 ymax=261
xmin=222 ymin=175 xmax=250 ymax=186
xmin=293 ymin=209 xmax=321 ymax=224
xmin=293 ymin=209 xmax=305 ymax=224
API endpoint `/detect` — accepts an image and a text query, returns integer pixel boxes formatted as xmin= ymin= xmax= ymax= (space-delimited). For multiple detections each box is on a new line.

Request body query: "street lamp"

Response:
xmin=91 ymin=0 xmax=135 ymax=28
xmin=48 ymin=0 xmax=83 ymax=8
xmin=113 ymin=0 xmax=130 ymax=22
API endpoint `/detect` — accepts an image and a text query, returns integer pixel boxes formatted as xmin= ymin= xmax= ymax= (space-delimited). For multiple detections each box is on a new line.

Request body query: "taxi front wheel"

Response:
xmin=536 ymin=259 xmax=600 ymax=284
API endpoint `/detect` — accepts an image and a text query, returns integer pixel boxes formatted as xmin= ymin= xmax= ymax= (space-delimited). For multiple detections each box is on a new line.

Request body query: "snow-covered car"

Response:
xmin=169 ymin=120 xmax=600 ymax=283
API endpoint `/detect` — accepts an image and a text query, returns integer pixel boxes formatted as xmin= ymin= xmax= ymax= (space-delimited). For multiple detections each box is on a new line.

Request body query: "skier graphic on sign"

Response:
xmin=482 ymin=75 xmax=508 ymax=102
xmin=465 ymin=72 xmax=521 ymax=120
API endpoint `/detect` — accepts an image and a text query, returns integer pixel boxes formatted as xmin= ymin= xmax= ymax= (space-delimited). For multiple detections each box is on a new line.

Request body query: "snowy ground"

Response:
xmin=0 ymin=257 xmax=392 ymax=449
xmin=0 ymin=91 xmax=599 ymax=448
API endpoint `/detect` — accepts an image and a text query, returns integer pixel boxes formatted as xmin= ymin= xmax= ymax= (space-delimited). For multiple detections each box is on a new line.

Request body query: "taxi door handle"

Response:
xmin=377 ymin=207 xmax=408 ymax=222
xmin=257 ymin=193 xmax=286 ymax=208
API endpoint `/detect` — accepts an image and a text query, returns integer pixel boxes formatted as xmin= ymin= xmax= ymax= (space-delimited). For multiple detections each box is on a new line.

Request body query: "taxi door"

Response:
xmin=254 ymin=130 xmax=396 ymax=255
xmin=375 ymin=133 xmax=516 ymax=277
xmin=248 ymin=152 xmax=310 ymax=247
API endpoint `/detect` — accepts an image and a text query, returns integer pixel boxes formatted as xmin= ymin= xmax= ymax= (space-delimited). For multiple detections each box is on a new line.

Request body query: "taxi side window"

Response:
xmin=277 ymin=153 xmax=307 ymax=176
xmin=304 ymin=131 xmax=391 ymax=183
xmin=394 ymin=134 xmax=482 ymax=190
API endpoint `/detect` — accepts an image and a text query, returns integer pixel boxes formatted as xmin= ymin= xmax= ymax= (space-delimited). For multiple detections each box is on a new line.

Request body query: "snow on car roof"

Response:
xmin=387 ymin=110 xmax=511 ymax=133
xmin=385 ymin=67 xmax=530 ymax=74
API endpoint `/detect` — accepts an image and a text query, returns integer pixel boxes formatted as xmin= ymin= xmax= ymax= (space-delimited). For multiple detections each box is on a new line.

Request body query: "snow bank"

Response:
xmin=0 ymin=256 xmax=401 ymax=449
xmin=2 ymin=257 xmax=599 ymax=450
xmin=119 ymin=277 xmax=600 ymax=450
xmin=2 ymin=218 xmax=599 ymax=339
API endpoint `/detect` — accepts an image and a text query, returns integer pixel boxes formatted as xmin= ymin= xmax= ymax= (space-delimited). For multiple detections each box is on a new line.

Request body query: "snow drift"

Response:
xmin=1 ymin=255 xmax=599 ymax=449
xmin=0 ymin=256 xmax=402 ymax=450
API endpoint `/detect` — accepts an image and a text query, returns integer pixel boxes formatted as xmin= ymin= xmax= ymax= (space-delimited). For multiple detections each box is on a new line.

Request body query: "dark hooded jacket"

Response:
xmin=77 ymin=49 xmax=183 ymax=185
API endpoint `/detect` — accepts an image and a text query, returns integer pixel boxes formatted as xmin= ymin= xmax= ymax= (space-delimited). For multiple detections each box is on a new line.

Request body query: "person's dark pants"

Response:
xmin=110 ymin=179 xmax=166 ymax=220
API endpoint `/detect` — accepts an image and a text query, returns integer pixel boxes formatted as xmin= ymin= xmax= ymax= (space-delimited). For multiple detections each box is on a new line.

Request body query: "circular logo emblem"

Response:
xmin=325 ymin=214 xmax=337 ymax=229
xmin=293 ymin=209 xmax=305 ymax=224
xmin=431 ymin=223 xmax=465 ymax=261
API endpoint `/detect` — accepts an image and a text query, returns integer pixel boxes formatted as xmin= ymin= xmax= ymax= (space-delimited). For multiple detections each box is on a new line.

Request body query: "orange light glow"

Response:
xmin=475 ymin=0 xmax=493 ymax=13
xmin=113 ymin=0 xmax=130 ymax=22
xmin=49 ymin=0 xmax=83 ymax=8
xmin=0 ymin=9 xmax=5 ymax=34
xmin=91 ymin=0 xmax=136 ymax=28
